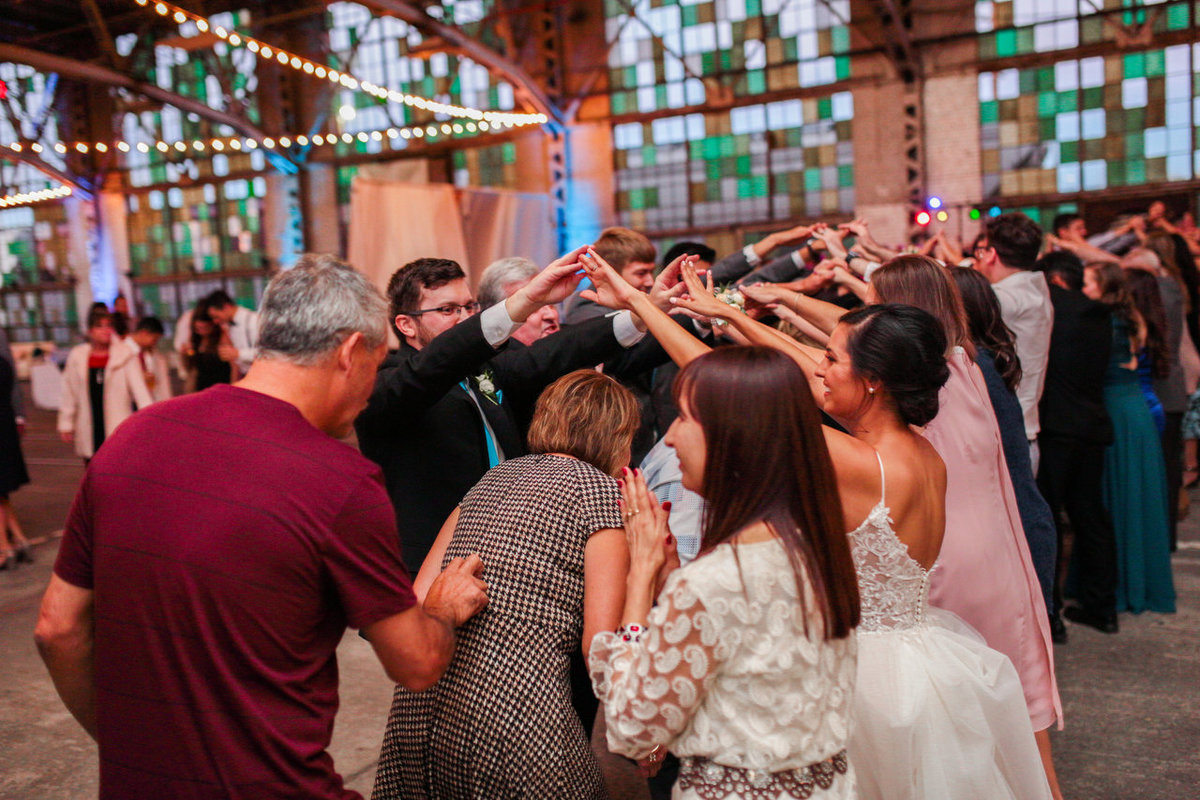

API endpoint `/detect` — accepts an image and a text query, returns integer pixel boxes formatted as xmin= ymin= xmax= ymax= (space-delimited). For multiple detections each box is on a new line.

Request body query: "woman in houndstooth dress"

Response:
xmin=372 ymin=371 xmax=640 ymax=800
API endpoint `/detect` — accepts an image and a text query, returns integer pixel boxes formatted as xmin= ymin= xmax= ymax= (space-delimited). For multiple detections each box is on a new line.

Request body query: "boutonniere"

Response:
xmin=712 ymin=284 xmax=746 ymax=327
xmin=472 ymin=367 xmax=501 ymax=405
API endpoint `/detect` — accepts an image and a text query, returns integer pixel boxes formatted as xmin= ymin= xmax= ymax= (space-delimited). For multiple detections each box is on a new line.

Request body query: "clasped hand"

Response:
xmin=619 ymin=467 xmax=679 ymax=595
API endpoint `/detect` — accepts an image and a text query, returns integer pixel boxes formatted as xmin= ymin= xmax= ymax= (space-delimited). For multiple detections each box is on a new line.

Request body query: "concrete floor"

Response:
xmin=2 ymin=387 xmax=1198 ymax=799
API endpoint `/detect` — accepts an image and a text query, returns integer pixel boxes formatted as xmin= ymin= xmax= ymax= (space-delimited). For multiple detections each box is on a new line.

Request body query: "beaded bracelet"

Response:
xmin=617 ymin=623 xmax=645 ymax=642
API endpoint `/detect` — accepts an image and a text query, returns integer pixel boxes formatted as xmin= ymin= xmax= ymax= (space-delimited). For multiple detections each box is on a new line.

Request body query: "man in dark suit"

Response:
xmin=356 ymin=251 xmax=652 ymax=573
xmin=1035 ymin=250 xmax=1120 ymax=639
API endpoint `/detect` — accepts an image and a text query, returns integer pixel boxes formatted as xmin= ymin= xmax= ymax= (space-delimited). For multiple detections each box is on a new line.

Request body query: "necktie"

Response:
xmin=460 ymin=381 xmax=502 ymax=468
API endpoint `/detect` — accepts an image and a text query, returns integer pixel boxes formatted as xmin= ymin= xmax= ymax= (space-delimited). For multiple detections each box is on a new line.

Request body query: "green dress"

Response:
xmin=1100 ymin=317 xmax=1176 ymax=613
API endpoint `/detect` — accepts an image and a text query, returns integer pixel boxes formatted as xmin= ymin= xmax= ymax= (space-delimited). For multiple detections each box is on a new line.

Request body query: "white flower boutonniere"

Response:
xmin=712 ymin=284 xmax=746 ymax=327
xmin=473 ymin=367 xmax=501 ymax=405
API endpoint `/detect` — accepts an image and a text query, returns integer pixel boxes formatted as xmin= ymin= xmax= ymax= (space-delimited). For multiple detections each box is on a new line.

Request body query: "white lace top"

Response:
xmin=588 ymin=539 xmax=857 ymax=772
xmin=848 ymin=453 xmax=934 ymax=633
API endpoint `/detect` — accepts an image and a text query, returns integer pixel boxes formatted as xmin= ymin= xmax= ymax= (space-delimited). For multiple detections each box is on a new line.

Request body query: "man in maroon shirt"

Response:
xmin=34 ymin=255 xmax=489 ymax=800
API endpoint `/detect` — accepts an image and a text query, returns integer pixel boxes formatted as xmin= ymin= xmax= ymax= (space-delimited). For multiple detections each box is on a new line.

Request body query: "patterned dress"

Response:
xmin=589 ymin=538 xmax=858 ymax=799
xmin=373 ymin=454 xmax=623 ymax=800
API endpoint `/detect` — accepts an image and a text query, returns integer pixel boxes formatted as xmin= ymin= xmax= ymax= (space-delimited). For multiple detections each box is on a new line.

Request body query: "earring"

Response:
xmin=867 ymin=386 xmax=876 ymax=395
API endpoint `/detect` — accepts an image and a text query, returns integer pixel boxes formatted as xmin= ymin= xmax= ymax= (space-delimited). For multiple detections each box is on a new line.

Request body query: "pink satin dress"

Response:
xmin=922 ymin=349 xmax=1062 ymax=731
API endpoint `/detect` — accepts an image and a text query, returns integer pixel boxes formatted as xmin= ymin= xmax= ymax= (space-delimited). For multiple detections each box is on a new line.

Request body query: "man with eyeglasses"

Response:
xmin=356 ymin=250 xmax=653 ymax=574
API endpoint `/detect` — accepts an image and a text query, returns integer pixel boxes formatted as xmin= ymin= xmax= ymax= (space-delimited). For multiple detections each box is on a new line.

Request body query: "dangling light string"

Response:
xmin=131 ymin=0 xmax=548 ymax=127
xmin=0 ymin=184 xmax=73 ymax=209
xmin=1 ymin=118 xmax=501 ymax=160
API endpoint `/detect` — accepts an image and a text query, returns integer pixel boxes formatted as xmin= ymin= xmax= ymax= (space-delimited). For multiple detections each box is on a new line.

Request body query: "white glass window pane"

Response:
xmin=1082 ymin=159 xmax=1107 ymax=190
xmin=1054 ymin=60 xmax=1079 ymax=92
xmin=997 ymin=69 xmax=1020 ymax=100
xmin=1057 ymin=162 xmax=1081 ymax=193
xmin=832 ymin=92 xmax=853 ymax=121
xmin=1167 ymin=153 xmax=1192 ymax=181
xmin=1166 ymin=45 xmax=1190 ymax=75
xmin=1080 ymin=108 xmax=1105 ymax=139
xmin=979 ymin=72 xmax=996 ymax=103
xmin=1169 ymin=126 xmax=1191 ymax=154
xmin=1122 ymin=77 xmax=1148 ymax=109
xmin=1079 ymin=57 xmax=1104 ymax=88
xmin=1145 ymin=128 xmax=1168 ymax=158
xmin=1056 ymin=112 xmax=1080 ymax=141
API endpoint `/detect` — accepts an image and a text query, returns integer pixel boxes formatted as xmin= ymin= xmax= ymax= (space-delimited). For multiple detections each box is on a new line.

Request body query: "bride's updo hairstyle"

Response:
xmin=838 ymin=304 xmax=951 ymax=427
xmin=672 ymin=346 xmax=860 ymax=640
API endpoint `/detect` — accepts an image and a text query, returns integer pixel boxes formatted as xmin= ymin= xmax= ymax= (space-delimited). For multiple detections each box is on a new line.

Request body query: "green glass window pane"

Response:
xmin=831 ymin=27 xmax=850 ymax=54
xmin=1038 ymin=92 xmax=1057 ymax=118
xmin=1082 ymin=87 xmax=1104 ymax=109
xmin=1126 ymin=159 xmax=1146 ymax=184
xmin=1036 ymin=68 xmax=1055 ymax=92
xmin=1108 ymin=161 xmax=1125 ymax=186
xmin=1060 ymin=141 xmax=1079 ymax=162
xmin=1125 ymin=53 xmax=1146 ymax=79
xmin=817 ymin=97 xmax=832 ymax=118
xmin=1017 ymin=28 xmax=1034 ymax=53
xmin=804 ymin=169 xmax=822 ymax=191
xmin=611 ymin=92 xmax=628 ymax=115
xmin=835 ymin=58 xmax=851 ymax=81
xmin=1126 ymin=131 xmax=1144 ymax=158
xmin=747 ymin=71 xmax=766 ymax=94
xmin=1146 ymin=50 xmax=1166 ymax=78
xmin=682 ymin=4 xmax=698 ymax=25
xmin=838 ymin=164 xmax=854 ymax=187
xmin=981 ymin=100 xmax=999 ymax=124
xmin=1039 ymin=118 xmax=1057 ymax=140
xmin=1019 ymin=70 xmax=1037 ymax=95
xmin=1057 ymin=91 xmax=1077 ymax=113
xmin=1167 ymin=2 xmax=1189 ymax=29
xmin=995 ymin=29 xmax=1017 ymax=57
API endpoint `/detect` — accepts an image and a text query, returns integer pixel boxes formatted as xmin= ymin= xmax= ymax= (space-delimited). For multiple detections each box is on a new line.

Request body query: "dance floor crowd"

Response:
xmin=9 ymin=204 xmax=1187 ymax=799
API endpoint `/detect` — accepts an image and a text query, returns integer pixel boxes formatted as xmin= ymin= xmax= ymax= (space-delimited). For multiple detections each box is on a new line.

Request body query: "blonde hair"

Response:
xmin=527 ymin=370 xmax=641 ymax=476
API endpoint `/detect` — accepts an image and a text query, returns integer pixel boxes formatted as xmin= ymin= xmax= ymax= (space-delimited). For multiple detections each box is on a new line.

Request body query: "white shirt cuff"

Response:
xmin=790 ymin=249 xmax=806 ymax=267
xmin=480 ymin=302 xmax=522 ymax=348
xmin=742 ymin=244 xmax=763 ymax=267
xmin=861 ymin=260 xmax=883 ymax=282
xmin=612 ymin=310 xmax=647 ymax=347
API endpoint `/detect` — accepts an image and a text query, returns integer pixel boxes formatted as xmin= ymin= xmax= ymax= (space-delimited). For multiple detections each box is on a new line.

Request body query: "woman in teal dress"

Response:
xmin=1082 ymin=263 xmax=1176 ymax=614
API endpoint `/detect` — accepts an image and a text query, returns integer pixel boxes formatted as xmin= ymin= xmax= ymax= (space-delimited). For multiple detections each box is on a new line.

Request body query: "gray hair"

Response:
xmin=478 ymin=256 xmax=539 ymax=309
xmin=256 ymin=253 xmax=388 ymax=366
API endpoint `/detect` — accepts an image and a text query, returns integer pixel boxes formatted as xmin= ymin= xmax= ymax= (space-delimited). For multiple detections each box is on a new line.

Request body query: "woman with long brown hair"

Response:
xmin=582 ymin=251 xmax=1050 ymax=799
xmin=1082 ymin=263 xmax=1176 ymax=615
xmin=592 ymin=345 xmax=860 ymax=799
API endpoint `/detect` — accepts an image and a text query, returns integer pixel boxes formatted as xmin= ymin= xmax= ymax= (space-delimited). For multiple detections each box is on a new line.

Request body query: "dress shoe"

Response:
xmin=1049 ymin=613 xmax=1068 ymax=644
xmin=1063 ymin=605 xmax=1119 ymax=634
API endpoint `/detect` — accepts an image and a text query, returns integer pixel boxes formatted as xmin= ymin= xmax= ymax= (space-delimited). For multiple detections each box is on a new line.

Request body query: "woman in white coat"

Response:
xmin=58 ymin=308 xmax=156 ymax=461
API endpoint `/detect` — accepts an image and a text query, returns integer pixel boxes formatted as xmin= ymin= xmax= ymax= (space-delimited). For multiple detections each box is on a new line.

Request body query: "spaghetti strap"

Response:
xmin=873 ymin=449 xmax=886 ymax=507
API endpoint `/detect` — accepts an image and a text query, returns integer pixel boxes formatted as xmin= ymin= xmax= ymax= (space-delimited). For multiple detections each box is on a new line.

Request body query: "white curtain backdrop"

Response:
xmin=347 ymin=177 xmax=558 ymax=296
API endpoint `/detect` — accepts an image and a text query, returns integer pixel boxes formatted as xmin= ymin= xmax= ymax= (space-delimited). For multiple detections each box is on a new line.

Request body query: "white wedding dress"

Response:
xmin=848 ymin=454 xmax=1052 ymax=800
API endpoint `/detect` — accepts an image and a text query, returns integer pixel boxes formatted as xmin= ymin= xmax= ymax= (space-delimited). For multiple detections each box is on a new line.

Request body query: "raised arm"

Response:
xmin=579 ymin=249 xmax=712 ymax=368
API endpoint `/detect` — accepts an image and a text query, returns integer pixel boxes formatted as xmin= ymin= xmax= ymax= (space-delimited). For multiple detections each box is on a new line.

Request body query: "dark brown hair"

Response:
xmin=869 ymin=254 xmax=974 ymax=356
xmin=527 ymin=370 xmax=640 ymax=477
xmin=673 ymin=347 xmax=860 ymax=640
xmin=1124 ymin=268 xmax=1171 ymax=379
xmin=950 ymin=267 xmax=1023 ymax=393
xmin=386 ymin=257 xmax=466 ymax=334
xmin=593 ymin=227 xmax=656 ymax=272
xmin=985 ymin=212 xmax=1044 ymax=270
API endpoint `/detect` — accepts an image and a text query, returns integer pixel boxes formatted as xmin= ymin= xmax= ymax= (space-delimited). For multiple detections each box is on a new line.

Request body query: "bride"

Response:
xmin=581 ymin=250 xmax=1052 ymax=799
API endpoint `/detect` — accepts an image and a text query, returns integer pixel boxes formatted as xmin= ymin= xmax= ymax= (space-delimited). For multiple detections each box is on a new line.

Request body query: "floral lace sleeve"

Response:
xmin=587 ymin=571 xmax=735 ymax=760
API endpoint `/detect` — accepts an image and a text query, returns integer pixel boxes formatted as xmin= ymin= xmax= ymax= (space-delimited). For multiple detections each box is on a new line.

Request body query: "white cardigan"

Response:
xmin=57 ymin=339 xmax=156 ymax=459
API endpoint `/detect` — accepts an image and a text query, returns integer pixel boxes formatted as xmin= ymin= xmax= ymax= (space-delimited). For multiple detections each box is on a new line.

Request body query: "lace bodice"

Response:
xmin=847 ymin=454 xmax=934 ymax=633
xmin=588 ymin=539 xmax=857 ymax=777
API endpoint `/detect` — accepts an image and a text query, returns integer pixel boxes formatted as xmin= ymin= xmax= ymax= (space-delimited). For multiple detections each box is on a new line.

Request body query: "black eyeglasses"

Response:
xmin=402 ymin=302 xmax=481 ymax=318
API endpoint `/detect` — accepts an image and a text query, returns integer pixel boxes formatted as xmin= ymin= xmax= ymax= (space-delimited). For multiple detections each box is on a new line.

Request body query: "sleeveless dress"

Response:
xmin=372 ymin=454 xmax=624 ymax=800
xmin=590 ymin=538 xmax=857 ymax=799
xmin=922 ymin=348 xmax=1061 ymax=731
xmin=848 ymin=454 xmax=1052 ymax=800
xmin=1097 ymin=318 xmax=1176 ymax=613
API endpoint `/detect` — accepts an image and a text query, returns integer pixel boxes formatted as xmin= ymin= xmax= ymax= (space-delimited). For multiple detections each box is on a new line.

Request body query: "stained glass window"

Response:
xmin=605 ymin=0 xmax=852 ymax=115
xmin=0 ymin=64 xmax=66 ymax=194
xmin=977 ymin=0 xmax=1193 ymax=59
xmin=613 ymin=93 xmax=853 ymax=231
xmin=979 ymin=44 xmax=1197 ymax=198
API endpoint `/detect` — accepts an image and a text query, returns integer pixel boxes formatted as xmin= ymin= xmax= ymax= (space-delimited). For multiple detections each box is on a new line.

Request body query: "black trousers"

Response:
xmin=1161 ymin=411 xmax=1183 ymax=552
xmin=1037 ymin=434 xmax=1119 ymax=617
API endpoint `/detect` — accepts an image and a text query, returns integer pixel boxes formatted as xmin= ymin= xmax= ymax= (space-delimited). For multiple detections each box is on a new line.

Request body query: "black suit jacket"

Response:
xmin=355 ymin=313 xmax=628 ymax=572
xmin=1039 ymin=285 xmax=1114 ymax=444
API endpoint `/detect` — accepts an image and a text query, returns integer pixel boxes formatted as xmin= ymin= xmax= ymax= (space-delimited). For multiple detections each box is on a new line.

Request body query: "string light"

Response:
xmin=1 ymin=115 xmax=520 ymax=168
xmin=0 ymin=185 xmax=72 ymax=209
xmin=130 ymin=0 xmax=548 ymax=128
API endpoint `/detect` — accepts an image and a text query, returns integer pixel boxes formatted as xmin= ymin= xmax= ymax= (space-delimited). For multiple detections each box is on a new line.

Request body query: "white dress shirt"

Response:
xmin=992 ymin=270 xmax=1054 ymax=439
